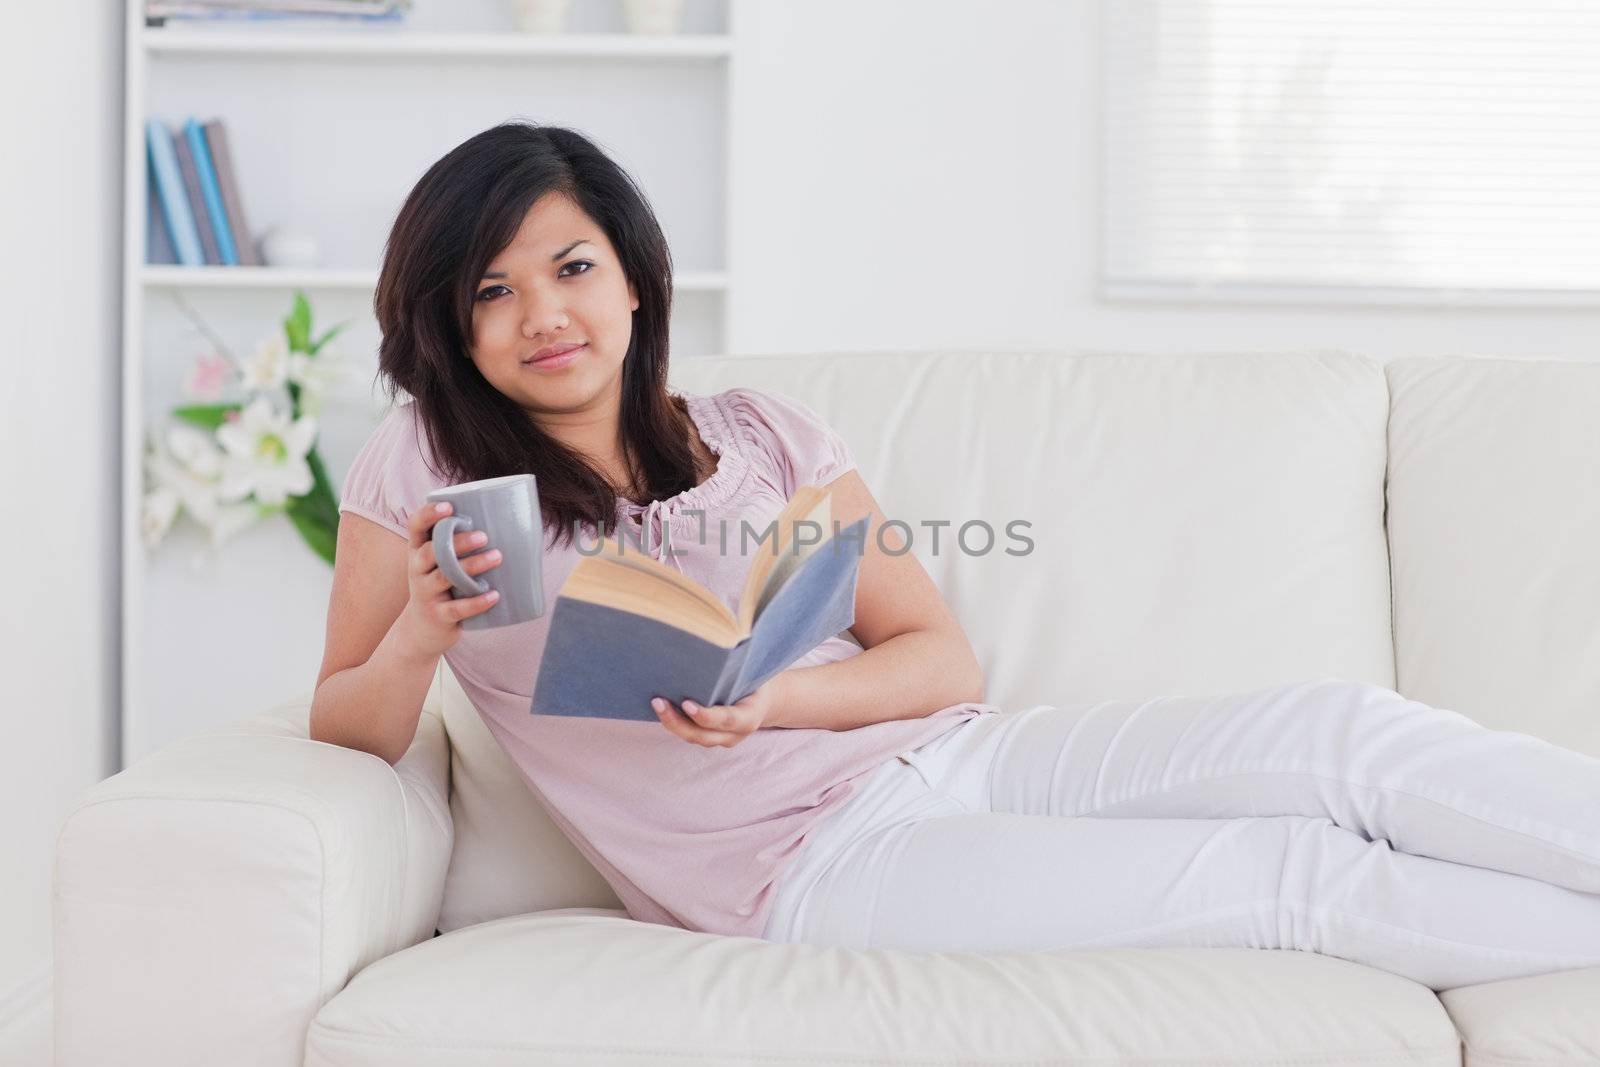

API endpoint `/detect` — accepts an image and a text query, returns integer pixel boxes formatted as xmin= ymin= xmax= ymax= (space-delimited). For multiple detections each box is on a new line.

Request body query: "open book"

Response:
xmin=530 ymin=484 xmax=870 ymax=722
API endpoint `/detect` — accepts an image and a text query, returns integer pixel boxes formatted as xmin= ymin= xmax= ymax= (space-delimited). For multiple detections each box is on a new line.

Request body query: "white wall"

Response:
xmin=0 ymin=0 xmax=122 ymax=1059
xmin=728 ymin=1 xmax=1599 ymax=362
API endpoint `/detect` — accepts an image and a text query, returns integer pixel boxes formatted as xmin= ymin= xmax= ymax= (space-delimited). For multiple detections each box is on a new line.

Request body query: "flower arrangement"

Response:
xmin=142 ymin=291 xmax=352 ymax=566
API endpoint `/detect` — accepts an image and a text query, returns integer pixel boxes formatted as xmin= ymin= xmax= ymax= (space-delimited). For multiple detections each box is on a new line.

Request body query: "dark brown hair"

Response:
xmin=371 ymin=121 xmax=701 ymax=548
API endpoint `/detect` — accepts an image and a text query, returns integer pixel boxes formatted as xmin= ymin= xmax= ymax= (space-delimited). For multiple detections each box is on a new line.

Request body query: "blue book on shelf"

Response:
xmin=145 ymin=155 xmax=177 ymax=265
xmin=531 ymin=487 xmax=868 ymax=722
xmin=145 ymin=119 xmax=203 ymax=267
xmin=184 ymin=117 xmax=238 ymax=266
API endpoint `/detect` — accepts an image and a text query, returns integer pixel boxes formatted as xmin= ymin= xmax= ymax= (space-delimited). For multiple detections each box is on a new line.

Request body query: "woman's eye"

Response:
xmin=475 ymin=263 xmax=591 ymax=302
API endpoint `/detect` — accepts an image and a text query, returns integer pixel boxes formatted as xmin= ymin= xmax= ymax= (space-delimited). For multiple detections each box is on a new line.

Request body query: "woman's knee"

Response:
xmin=1306 ymin=676 xmax=1396 ymax=706
xmin=1292 ymin=681 xmax=1408 ymax=723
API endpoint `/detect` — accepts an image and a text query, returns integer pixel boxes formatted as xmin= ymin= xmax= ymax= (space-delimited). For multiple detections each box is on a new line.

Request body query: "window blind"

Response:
xmin=1100 ymin=1 xmax=1600 ymax=302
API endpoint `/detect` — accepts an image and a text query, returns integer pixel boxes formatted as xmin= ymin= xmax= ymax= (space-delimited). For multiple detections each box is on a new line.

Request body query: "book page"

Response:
xmin=597 ymin=540 xmax=731 ymax=620
xmin=727 ymin=513 xmax=870 ymax=701
xmin=561 ymin=549 xmax=740 ymax=647
xmin=736 ymin=485 xmax=832 ymax=632
xmin=751 ymin=492 xmax=835 ymax=620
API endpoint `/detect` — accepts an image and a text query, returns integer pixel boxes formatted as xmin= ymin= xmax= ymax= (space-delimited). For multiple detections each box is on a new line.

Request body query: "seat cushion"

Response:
xmin=305 ymin=910 xmax=1459 ymax=1066
xmin=1440 ymin=967 xmax=1600 ymax=1066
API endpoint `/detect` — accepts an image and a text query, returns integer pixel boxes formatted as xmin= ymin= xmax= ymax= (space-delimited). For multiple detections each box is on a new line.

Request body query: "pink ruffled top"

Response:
xmin=338 ymin=385 xmax=1000 ymax=938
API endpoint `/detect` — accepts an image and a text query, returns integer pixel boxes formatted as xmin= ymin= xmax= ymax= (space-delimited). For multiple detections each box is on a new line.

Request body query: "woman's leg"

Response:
xmin=944 ymin=677 xmax=1600 ymax=895
xmin=789 ymin=806 xmax=1600 ymax=991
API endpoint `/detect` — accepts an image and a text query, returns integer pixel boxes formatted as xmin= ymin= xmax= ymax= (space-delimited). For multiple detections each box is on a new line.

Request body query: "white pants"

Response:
xmin=761 ymin=677 xmax=1600 ymax=992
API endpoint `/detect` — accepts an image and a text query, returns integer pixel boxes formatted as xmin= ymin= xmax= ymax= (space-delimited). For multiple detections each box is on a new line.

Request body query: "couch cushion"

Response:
xmin=1440 ymin=967 xmax=1600 ymax=1066
xmin=1386 ymin=356 xmax=1600 ymax=759
xmin=304 ymin=911 xmax=1459 ymax=1066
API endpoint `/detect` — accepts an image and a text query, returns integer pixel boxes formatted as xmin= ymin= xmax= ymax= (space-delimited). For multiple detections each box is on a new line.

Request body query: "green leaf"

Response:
xmin=171 ymin=403 xmax=241 ymax=430
xmin=306 ymin=484 xmax=340 ymax=530
xmin=305 ymin=447 xmax=339 ymax=515
xmin=285 ymin=496 xmax=337 ymax=566
xmin=308 ymin=320 xmax=352 ymax=356
xmin=284 ymin=291 xmax=313 ymax=353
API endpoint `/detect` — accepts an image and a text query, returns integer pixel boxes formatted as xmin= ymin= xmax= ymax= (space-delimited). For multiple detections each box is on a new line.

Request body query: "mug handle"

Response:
xmin=431 ymin=514 xmax=490 ymax=597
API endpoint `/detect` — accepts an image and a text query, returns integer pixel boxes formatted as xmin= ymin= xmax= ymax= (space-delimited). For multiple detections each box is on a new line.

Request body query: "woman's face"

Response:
xmin=468 ymin=190 xmax=640 ymax=415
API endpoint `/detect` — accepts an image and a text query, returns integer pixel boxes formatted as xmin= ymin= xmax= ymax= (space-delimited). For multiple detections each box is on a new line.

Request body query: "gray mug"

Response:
xmin=424 ymin=473 xmax=545 ymax=631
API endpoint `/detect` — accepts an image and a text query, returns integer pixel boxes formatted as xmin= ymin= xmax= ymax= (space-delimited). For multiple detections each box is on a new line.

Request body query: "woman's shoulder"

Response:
xmin=706 ymin=385 xmax=836 ymax=444
xmin=338 ymin=399 xmax=452 ymax=537
xmin=357 ymin=399 xmax=443 ymax=476
xmin=700 ymin=385 xmax=857 ymax=496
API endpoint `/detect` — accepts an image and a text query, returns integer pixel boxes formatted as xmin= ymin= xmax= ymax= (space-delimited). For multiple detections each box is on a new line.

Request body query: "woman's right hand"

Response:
xmin=395 ymin=500 xmax=503 ymax=659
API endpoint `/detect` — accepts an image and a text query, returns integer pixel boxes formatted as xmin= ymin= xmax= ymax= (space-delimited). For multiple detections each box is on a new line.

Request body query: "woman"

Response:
xmin=313 ymin=121 xmax=1600 ymax=992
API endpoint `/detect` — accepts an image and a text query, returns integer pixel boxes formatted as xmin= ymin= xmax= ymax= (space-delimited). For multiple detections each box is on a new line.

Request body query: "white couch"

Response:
xmin=55 ymin=349 xmax=1600 ymax=1065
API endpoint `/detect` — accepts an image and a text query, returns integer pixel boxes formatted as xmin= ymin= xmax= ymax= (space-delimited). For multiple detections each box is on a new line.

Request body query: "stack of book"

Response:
xmin=145 ymin=0 xmax=411 ymax=24
xmin=145 ymin=117 xmax=260 ymax=267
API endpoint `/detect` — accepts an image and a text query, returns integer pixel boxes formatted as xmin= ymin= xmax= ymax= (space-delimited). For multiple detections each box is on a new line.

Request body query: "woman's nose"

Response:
xmin=522 ymin=312 xmax=568 ymax=339
xmin=520 ymin=298 xmax=568 ymax=339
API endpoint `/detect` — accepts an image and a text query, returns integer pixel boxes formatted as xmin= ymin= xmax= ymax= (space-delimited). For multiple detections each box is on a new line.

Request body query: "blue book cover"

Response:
xmin=145 ymin=155 xmax=178 ymax=264
xmin=184 ymin=117 xmax=237 ymax=265
xmin=532 ymin=507 xmax=869 ymax=723
xmin=146 ymin=119 xmax=203 ymax=266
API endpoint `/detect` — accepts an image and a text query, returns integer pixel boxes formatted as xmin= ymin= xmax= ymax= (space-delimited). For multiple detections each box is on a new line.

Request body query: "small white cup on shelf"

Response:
xmin=259 ymin=227 xmax=323 ymax=269
xmin=512 ymin=0 xmax=571 ymax=33
xmin=623 ymin=0 xmax=685 ymax=35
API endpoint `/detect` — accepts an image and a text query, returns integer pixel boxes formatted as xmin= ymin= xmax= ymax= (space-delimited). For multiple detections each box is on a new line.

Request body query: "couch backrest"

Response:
xmin=436 ymin=348 xmax=1397 ymax=931
xmin=1384 ymin=356 xmax=1600 ymax=759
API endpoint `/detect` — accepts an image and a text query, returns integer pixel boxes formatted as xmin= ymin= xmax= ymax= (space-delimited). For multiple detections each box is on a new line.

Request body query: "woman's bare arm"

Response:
xmin=309 ymin=504 xmax=501 ymax=765
xmin=308 ymin=514 xmax=440 ymax=765
xmin=766 ymin=469 xmax=985 ymax=731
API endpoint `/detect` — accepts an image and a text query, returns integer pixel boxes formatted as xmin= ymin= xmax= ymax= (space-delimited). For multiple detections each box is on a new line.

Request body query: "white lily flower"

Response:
xmin=215 ymin=395 xmax=317 ymax=507
xmin=166 ymin=422 xmax=225 ymax=485
xmin=239 ymin=334 xmax=289 ymax=392
xmin=142 ymin=423 xmax=229 ymax=539
xmin=141 ymin=485 xmax=181 ymax=549
xmin=288 ymin=349 xmax=349 ymax=415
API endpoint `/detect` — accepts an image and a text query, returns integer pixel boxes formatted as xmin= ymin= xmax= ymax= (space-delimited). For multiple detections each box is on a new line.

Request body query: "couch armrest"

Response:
xmin=53 ymin=692 xmax=453 ymax=1067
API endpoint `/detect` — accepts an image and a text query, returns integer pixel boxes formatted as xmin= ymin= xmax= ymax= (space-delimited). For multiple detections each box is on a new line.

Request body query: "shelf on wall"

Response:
xmin=141 ymin=29 xmax=732 ymax=59
xmin=139 ymin=265 xmax=730 ymax=291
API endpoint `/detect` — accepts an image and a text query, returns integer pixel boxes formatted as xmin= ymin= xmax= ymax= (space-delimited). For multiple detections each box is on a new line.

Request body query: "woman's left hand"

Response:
xmin=651 ymin=678 xmax=782 ymax=748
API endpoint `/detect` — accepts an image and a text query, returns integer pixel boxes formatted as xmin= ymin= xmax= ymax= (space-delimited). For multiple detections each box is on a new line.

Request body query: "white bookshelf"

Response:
xmin=142 ymin=27 xmax=734 ymax=58
xmin=121 ymin=0 xmax=739 ymax=766
xmin=140 ymin=265 xmax=731 ymax=290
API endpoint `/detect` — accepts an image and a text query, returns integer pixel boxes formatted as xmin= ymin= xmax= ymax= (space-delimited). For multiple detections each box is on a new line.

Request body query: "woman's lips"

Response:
xmin=523 ymin=343 xmax=586 ymax=370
